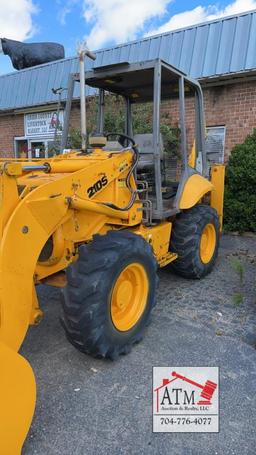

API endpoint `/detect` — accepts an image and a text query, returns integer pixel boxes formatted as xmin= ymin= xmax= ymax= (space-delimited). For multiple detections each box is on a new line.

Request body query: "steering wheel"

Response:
xmin=106 ymin=132 xmax=135 ymax=148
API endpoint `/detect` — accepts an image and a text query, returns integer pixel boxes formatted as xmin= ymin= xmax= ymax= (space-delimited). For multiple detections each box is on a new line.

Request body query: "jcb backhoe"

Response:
xmin=0 ymin=57 xmax=224 ymax=453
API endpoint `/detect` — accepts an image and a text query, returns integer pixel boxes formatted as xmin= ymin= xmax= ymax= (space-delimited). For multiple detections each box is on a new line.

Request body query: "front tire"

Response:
xmin=61 ymin=231 xmax=157 ymax=359
xmin=170 ymin=204 xmax=220 ymax=278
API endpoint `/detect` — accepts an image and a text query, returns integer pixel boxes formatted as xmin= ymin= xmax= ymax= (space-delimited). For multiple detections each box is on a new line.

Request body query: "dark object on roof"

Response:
xmin=0 ymin=38 xmax=65 ymax=70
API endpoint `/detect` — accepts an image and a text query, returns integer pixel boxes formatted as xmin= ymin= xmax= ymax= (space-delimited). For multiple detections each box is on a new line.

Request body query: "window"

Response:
xmin=15 ymin=137 xmax=60 ymax=159
xmin=14 ymin=138 xmax=28 ymax=158
xmin=206 ymin=126 xmax=225 ymax=164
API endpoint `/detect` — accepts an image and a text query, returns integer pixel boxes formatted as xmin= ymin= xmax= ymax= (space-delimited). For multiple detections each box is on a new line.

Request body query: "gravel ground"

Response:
xmin=21 ymin=234 xmax=256 ymax=455
xmin=158 ymin=234 xmax=256 ymax=348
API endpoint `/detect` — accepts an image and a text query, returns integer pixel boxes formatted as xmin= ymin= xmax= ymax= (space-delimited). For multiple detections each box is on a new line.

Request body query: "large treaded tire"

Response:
xmin=170 ymin=204 xmax=220 ymax=279
xmin=61 ymin=231 xmax=157 ymax=359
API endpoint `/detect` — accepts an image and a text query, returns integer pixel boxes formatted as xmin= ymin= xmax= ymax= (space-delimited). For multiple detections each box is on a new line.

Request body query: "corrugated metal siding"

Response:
xmin=1 ymin=9 xmax=256 ymax=111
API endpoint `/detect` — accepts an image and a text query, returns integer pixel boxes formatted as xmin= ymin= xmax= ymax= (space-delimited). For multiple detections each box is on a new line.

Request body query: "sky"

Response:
xmin=0 ymin=0 xmax=256 ymax=74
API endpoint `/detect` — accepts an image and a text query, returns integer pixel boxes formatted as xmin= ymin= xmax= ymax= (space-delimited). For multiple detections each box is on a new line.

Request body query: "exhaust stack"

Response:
xmin=76 ymin=41 xmax=96 ymax=151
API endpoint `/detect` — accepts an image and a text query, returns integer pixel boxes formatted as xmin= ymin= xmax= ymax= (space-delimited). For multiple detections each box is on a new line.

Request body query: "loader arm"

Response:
xmin=0 ymin=148 xmax=141 ymax=454
xmin=0 ymin=149 xmax=140 ymax=348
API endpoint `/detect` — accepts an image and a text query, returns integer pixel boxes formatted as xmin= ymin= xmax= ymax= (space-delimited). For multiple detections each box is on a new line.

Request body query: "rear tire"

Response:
xmin=170 ymin=204 xmax=220 ymax=279
xmin=61 ymin=231 xmax=157 ymax=359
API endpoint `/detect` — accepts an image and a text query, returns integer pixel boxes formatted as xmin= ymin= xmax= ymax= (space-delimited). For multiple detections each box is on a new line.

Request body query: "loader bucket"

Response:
xmin=0 ymin=161 xmax=70 ymax=452
xmin=0 ymin=341 xmax=36 ymax=455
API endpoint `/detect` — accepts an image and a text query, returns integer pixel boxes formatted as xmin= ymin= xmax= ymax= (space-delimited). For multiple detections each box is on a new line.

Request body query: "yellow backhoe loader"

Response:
xmin=0 ymin=54 xmax=224 ymax=453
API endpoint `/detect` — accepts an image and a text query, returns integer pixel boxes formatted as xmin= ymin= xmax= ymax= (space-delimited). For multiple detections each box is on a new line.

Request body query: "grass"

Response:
xmin=230 ymin=257 xmax=244 ymax=284
xmin=230 ymin=258 xmax=245 ymax=305
xmin=232 ymin=292 xmax=244 ymax=306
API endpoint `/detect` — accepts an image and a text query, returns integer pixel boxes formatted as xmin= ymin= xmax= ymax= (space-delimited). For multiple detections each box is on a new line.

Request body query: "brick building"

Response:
xmin=1 ymin=10 xmax=256 ymax=161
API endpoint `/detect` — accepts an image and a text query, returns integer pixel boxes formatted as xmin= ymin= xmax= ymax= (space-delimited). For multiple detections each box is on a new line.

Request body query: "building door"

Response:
xmin=30 ymin=140 xmax=46 ymax=158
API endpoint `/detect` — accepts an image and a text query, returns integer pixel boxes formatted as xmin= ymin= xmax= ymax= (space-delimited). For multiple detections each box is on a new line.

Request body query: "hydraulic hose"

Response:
xmin=102 ymin=133 xmax=139 ymax=211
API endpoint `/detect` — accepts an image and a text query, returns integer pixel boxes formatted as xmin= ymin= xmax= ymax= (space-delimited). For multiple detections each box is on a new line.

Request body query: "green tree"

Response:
xmin=224 ymin=129 xmax=256 ymax=232
xmin=67 ymin=95 xmax=180 ymax=157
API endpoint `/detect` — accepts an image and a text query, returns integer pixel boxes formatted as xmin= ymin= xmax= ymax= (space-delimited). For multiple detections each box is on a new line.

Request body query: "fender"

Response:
xmin=179 ymin=174 xmax=214 ymax=209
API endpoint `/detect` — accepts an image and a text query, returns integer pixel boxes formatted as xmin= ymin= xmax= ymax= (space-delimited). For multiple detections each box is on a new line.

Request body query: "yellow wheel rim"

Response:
xmin=200 ymin=223 xmax=216 ymax=264
xmin=110 ymin=262 xmax=149 ymax=332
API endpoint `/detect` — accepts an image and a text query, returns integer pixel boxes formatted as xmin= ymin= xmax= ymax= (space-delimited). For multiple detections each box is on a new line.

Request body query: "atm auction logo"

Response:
xmin=153 ymin=367 xmax=219 ymax=433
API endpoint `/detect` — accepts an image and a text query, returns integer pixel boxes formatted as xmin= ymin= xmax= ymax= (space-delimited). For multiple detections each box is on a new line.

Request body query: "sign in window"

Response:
xmin=206 ymin=126 xmax=225 ymax=164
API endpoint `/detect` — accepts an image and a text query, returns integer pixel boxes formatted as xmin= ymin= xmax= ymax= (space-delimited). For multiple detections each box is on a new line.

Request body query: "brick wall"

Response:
xmin=203 ymin=81 xmax=256 ymax=156
xmin=69 ymin=98 xmax=97 ymax=131
xmin=160 ymin=79 xmax=256 ymax=160
xmin=0 ymin=113 xmax=24 ymax=157
xmin=0 ymin=78 xmax=256 ymax=159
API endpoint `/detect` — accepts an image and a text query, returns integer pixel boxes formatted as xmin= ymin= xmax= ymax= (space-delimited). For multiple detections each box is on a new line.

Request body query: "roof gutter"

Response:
xmin=199 ymin=69 xmax=256 ymax=87
xmin=0 ymin=102 xmax=63 ymax=116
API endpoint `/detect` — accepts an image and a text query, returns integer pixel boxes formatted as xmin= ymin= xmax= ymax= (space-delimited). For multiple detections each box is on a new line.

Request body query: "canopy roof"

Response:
xmin=82 ymin=59 xmax=198 ymax=102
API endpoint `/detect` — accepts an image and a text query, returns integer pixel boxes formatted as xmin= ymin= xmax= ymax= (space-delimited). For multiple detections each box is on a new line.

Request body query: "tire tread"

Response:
xmin=170 ymin=204 xmax=220 ymax=279
xmin=61 ymin=230 xmax=157 ymax=359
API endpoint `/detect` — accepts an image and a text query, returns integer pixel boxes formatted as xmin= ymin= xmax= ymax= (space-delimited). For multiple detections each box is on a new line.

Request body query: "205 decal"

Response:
xmin=87 ymin=175 xmax=108 ymax=198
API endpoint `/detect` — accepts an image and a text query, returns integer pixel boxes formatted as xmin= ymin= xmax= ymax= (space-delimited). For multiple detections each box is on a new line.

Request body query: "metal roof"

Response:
xmin=1 ymin=9 xmax=256 ymax=111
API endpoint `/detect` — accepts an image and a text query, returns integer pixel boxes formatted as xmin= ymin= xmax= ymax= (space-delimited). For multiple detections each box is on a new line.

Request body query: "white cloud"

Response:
xmin=0 ymin=0 xmax=37 ymax=41
xmin=58 ymin=0 xmax=79 ymax=26
xmin=82 ymin=0 xmax=172 ymax=49
xmin=58 ymin=6 xmax=72 ymax=26
xmin=147 ymin=0 xmax=256 ymax=36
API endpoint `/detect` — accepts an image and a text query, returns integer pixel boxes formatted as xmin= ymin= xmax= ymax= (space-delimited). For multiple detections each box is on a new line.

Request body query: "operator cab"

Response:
xmin=62 ymin=59 xmax=207 ymax=221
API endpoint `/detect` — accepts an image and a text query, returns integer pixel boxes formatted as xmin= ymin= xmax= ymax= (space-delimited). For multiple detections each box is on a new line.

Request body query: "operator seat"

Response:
xmin=102 ymin=133 xmax=164 ymax=169
xmin=103 ymin=140 xmax=122 ymax=151
xmin=134 ymin=133 xmax=164 ymax=169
